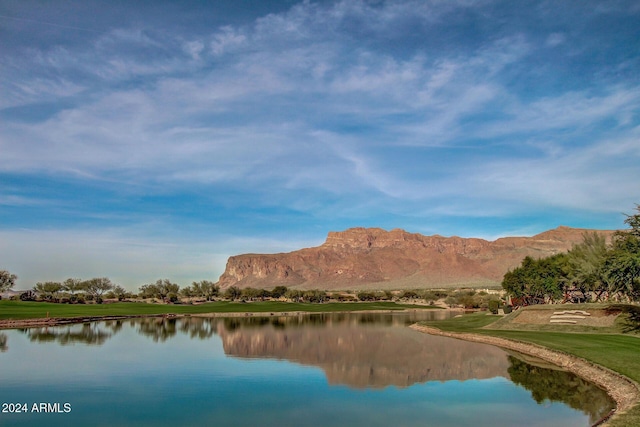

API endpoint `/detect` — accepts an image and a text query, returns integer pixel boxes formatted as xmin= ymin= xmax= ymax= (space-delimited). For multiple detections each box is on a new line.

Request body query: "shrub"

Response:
xmin=400 ymin=290 xmax=418 ymax=299
xmin=331 ymin=293 xmax=356 ymax=301
xmin=422 ymin=291 xmax=438 ymax=301
xmin=357 ymin=291 xmax=376 ymax=301
xmin=488 ymin=299 xmax=500 ymax=314
xmin=303 ymin=290 xmax=328 ymax=303
xmin=457 ymin=294 xmax=477 ymax=309
xmin=20 ymin=291 xmax=36 ymax=301
xmin=433 ymin=290 xmax=450 ymax=299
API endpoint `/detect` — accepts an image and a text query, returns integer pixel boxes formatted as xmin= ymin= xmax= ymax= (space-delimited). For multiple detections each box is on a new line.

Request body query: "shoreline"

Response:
xmin=410 ymin=324 xmax=640 ymax=427
xmin=0 ymin=308 xmax=431 ymax=330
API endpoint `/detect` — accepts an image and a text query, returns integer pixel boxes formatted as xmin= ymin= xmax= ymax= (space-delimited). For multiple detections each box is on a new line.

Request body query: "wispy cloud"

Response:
xmin=1 ymin=0 xmax=639 ymax=282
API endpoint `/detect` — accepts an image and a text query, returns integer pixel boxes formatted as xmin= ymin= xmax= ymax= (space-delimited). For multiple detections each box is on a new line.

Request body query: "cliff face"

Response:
xmin=217 ymin=226 xmax=615 ymax=290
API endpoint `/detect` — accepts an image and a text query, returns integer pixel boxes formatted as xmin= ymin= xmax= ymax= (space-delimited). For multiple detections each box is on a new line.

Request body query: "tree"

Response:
xmin=138 ymin=284 xmax=157 ymax=299
xmin=63 ymin=278 xmax=85 ymax=295
xmin=399 ymin=290 xmax=418 ymax=300
xmin=284 ymin=289 xmax=303 ymax=302
xmin=112 ymin=285 xmax=128 ymax=301
xmin=140 ymin=279 xmax=180 ymax=303
xmin=444 ymin=296 xmax=457 ymax=308
xmin=565 ymin=232 xmax=610 ymax=301
xmin=604 ymin=206 xmax=640 ymax=301
xmin=502 ymin=254 xmax=569 ymax=305
xmin=33 ymin=281 xmax=63 ymax=302
xmin=191 ymin=280 xmax=219 ymax=301
xmin=241 ymin=287 xmax=261 ymax=301
xmin=302 ymin=289 xmax=327 ymax=303
xmin=157 ymin=279 xmax=180 ymax=302
xmin=224 ymin=286 xmax=242 ymax=301
xmin=357 ymin=291 xmax=376 ymax=301
xmin=0 ymin=270 xmax=17 ymax=293
xmin=271 ymin=286 xmax=288 ymax=299
xmin=180 ymin=285 xmax=195 ymax=298
xmin=623 ymin=204 xmax=640 ymax=238
xmin=605 ymin=234 xmax=640 ymax=301
xmin=82 ymin=277 xmax=114 ymax=303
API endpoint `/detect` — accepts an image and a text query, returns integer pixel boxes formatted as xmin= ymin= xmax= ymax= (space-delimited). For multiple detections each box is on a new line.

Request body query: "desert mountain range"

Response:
xmin=217 ymin=226 xmax=615 ymax=290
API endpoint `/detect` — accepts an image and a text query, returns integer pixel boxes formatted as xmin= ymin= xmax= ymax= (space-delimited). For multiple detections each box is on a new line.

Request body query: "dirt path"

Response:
xmin=410 ymin=324 xmax=640 ymax=426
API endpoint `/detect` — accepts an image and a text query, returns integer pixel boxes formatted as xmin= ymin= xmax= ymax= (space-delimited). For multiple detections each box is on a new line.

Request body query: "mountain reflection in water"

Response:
xmin=218 ymin=313 xmax=511 ymax=388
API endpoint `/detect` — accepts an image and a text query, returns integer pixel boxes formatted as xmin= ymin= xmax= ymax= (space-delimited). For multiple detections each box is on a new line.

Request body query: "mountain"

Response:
xmin=216 ymin=226 xmax=615 ymax=290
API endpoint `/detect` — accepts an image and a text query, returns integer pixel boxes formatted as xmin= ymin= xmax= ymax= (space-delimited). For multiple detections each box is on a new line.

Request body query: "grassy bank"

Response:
xmin=0 ymin=300 xmax=437 ymax=320
xmin=420 ymin=309 xmax=640 ymax=427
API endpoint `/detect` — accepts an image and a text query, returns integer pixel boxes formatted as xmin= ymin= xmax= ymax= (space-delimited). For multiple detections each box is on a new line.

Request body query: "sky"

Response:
xmin=1 ymin=0 xmax=639 ymax=290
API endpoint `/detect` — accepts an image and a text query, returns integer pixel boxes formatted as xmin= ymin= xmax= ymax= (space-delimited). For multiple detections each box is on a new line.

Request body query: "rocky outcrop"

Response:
xmin=217 ymin=226 xmax=615 ymax=290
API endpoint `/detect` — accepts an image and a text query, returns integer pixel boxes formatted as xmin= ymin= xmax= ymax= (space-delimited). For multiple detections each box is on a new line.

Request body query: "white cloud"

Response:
xmin=182 ymin=40 xmax=205 ymax=60
xmin=461 ymin=130 xmax=640 ymax=213
xmin=479 ymin=87 xmax=640 ymax=138
xmin=1 ymin=0 xmax=639 ymax=243
xmin=211 ymin=26 xmax=247 ymax=55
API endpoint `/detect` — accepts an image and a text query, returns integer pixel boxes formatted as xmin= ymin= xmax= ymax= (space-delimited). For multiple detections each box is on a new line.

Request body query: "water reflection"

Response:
xmin=217 ymin=314 xmax=511 ymax=388
xmin=135 ymin=317 xmax=179 ymax=342
xmin=508 ymin=355 xmax=614 ymax=424
xmin=0 ymin=332 xmax=7 ymax=352
xmin=18 ymin=322 xmax=113 ymax=345
xmin=0 ymin=312 xmax=615 ymax=423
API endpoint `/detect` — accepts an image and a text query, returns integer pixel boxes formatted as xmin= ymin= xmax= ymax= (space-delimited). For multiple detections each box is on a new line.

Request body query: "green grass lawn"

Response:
xmin=0 ymin=300 xmax=437 ymax=320
xmin=421 ymin=310 xmax=640 ymax=427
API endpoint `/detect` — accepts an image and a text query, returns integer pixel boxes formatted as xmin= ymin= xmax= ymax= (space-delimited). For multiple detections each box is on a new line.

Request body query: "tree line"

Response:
xmin=502 ymin=206 xmax=640 ymax=305
xmin=0 ymin=269 xmax=500 ymax=307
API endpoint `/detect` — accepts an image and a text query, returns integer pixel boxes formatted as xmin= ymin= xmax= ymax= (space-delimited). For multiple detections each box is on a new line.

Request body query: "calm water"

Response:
xmin=0 ymin=311 xmax=613 ymax=427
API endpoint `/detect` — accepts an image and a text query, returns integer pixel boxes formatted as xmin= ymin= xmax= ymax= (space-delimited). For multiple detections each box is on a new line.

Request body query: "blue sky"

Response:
xmin=1 ymin=0 xmax=639 ymax=290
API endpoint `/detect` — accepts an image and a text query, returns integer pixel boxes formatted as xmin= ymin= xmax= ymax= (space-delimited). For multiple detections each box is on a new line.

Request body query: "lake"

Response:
xmin=0 ymin=311 xmax=613 ymax=426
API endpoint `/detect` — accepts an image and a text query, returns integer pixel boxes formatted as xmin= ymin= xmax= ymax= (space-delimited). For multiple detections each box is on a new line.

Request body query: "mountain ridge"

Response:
xmin=216 ymin=226 xmax=615 ymax=290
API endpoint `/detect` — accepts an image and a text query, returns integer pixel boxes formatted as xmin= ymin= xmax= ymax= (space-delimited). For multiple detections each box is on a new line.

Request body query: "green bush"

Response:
xmin=488 ymin=300 xmax=500 ymax=314
xmin=357 ymin=291 xmax=376 ymax=301
xmin=400 ymin=290 xmax=418 ymax=299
